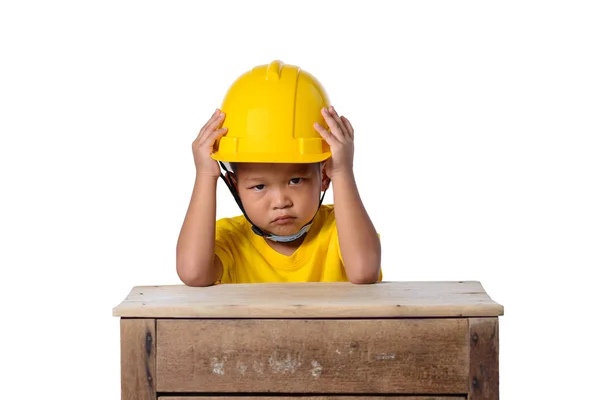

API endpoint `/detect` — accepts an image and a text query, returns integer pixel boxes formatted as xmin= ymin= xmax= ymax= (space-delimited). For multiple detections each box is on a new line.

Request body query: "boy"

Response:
xmin=176 ymin=60 xmax=381 ymax=286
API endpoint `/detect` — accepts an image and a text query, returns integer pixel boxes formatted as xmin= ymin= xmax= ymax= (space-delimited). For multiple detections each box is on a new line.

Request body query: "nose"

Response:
xmin=271 ymin=187 xmax=292 ymax=210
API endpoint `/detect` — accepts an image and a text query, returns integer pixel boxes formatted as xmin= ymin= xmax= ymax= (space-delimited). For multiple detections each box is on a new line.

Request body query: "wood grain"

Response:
xmin=156 ymin=319 xmax=469 ymax=393
xmin=113 ymin=281 xmax=504 ymax=318
xmin=121 ymin=318 xmax=156 ymax=400
xmin=468 ymin=318 xmax=499 ymax=400
xmin=159 ymin=397 xmax=465 ymax=399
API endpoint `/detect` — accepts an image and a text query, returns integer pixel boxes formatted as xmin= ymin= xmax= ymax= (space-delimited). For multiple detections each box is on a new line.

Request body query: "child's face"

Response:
xmin=234 ymin=162 xmax=326 ymax=237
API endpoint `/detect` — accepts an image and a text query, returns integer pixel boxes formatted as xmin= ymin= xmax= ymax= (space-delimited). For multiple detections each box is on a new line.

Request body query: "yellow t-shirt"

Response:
xmin=214 ymin=204 xmax=381 ymax=284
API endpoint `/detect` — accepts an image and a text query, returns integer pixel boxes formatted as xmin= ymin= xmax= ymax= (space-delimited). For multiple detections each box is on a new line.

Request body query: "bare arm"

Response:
xmin=176 ymin=175 xmax=223 ymax=286
xmin=314 ymin=106 xmax=381 ymax=284
xmin=176 ymin=109 xmax=228 ymax=287
xmin=332 ymin=171 xmax=381 ymax=284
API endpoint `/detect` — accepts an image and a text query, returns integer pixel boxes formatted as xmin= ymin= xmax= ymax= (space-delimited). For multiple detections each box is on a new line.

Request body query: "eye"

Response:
xmin=251 ymin=184 xmax=265 ymax=191
xmin=289 ymin=178 xmax=303 ymax=185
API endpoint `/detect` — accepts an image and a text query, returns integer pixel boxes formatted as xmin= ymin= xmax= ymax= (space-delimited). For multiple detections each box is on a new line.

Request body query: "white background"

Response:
xmin=1 ymin=0 xmax=598 ymax=398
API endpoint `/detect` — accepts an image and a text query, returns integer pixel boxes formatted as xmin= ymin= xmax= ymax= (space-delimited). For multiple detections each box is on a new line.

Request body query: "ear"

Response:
xmin=320 ymin=163 xmax=331 ymax=191
xmin=225 ymin=171 xmax=238 ymax=190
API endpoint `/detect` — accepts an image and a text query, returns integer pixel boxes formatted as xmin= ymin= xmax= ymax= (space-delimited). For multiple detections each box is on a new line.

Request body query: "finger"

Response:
xmin=328 ymin=106 xmax=349 ymax=137
xmin=198 ymin=109 xmax=220 ymax=134
xmin=341 ymin=116 xmax=354 ymax=139
xmin=195 ymin=111 xmax=219 ymax=142
xmin=207 ymin=112 xmax=226 ymax=132
xmin=210 ymin=127 xmax=228 ymax=152
xmin=313 ymin=122 xmax=339 ymax=146
xmin=196 ymin=128 xmax=227 ymax=153
xmin=197 ymin=110 xmax=224 ymax=139
xmin=321 ymin=107 xmax=344 ymax=139
xmin=201 ymin=126 xmax=228 ymax=147
xmin=198 ymin=113 xmax=225 ymax=143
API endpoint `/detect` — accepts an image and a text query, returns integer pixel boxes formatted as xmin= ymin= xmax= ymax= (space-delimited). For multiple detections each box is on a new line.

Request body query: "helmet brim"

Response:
xmin=211 ymin=151 xmax=331 ymax=164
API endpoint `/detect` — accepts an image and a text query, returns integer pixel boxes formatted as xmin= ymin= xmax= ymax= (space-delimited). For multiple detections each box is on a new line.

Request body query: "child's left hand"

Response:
xmin=313 ymin=106 xmax=355 ymax=180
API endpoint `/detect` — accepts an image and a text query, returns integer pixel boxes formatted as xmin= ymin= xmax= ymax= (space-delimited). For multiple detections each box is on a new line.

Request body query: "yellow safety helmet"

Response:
xmin=211 ymin=60 xmax=332 ymax=164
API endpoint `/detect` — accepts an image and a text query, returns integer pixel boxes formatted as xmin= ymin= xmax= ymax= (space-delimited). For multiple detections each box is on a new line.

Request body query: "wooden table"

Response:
xmin=113 ymin=281 xmax=503 ymax=400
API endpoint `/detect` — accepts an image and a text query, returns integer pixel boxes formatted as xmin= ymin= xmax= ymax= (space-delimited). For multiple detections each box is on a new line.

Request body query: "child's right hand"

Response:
xmin=192 ymin=109 xmax=228 ymax=178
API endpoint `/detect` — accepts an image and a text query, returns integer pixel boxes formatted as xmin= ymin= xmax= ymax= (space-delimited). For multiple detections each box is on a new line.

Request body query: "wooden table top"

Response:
xmin=112 ymin=281 xmax=504 ymax=318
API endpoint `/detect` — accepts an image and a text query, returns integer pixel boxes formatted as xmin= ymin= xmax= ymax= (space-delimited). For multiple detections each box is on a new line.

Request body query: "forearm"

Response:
xmin=332 ymin=171 xmax=381 ymax=284
xmin=176 ymin=175 xmax=219 ymax=286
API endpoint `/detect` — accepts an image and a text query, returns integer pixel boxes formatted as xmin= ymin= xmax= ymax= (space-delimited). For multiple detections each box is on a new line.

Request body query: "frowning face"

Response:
xmin=234 ymin=162 xmax=326 ymax=237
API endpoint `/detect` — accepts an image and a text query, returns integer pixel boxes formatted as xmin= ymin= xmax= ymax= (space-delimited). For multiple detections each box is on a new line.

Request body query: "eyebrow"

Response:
xmin=240 ymin=166 xmax=313 ymax=182
xmin=242 ymin=176 xmax=266 ymax=182
xmin=291 ymin=166 xmax=312 ymax=174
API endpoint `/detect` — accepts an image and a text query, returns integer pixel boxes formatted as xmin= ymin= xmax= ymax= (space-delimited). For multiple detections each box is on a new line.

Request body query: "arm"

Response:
xmin=332 ymin=171 xmax=381 ymax=284
xmin=176 ymin=109 xmax=228 ymax=287
xmin=176 ymin=175 xmax=223 ymax=287
xmin=314 ymin=106 xmax=381 ymax=284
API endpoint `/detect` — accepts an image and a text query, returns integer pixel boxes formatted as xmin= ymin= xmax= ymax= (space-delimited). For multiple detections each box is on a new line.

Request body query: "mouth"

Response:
xmin=271 ymin=215 xmax=296 ymax=225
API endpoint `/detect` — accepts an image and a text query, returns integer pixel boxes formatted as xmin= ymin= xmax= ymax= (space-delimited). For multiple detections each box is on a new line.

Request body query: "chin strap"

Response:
xmin=218 ymin=162 xmax=328 ymax=243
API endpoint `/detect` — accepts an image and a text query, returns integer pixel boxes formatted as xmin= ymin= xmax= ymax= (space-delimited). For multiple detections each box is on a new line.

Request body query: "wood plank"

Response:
xmin=113 ymin=281 xmax=504 ymax=318
xmin=160 ymin=397 xmax=466 ymax=399
xmin=156 ymin=319 xmax=469 ymax=393
xmin=468 ymin=318 xmax=499 ymax=400
xmin=121 ymin=318 xmax=156 ymax=400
